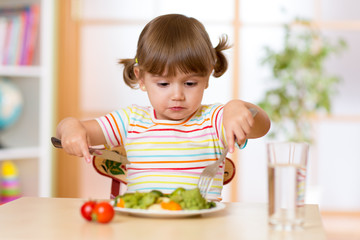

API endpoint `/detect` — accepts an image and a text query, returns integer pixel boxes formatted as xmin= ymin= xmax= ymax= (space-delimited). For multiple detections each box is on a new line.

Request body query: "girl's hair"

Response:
xmin=120 ymin=14 xmax=231 ymax=89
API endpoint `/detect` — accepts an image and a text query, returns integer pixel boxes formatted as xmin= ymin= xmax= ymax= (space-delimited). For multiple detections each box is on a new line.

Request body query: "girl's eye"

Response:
xmin=157 ymin=82 xmax=169 ymax=87
xmin=185 ymin=81 xmax=197 ymax=87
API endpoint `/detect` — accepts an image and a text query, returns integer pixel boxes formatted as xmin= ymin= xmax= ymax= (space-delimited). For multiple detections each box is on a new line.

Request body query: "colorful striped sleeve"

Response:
xmin=95 ymin=107 xmax=132 ymax=148
xmin=210 ymin=104 xmax=227 ymax=147
xmin=210 ymin=103 xmax=248 ymax=150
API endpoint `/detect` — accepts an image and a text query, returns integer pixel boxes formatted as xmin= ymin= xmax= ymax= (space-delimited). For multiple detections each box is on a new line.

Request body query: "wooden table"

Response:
xmin=0 ymin=197 xmax=326 ymax=240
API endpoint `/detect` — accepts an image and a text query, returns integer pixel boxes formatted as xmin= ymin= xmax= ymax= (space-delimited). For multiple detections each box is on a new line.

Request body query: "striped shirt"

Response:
xmin=96 ymin=104 xmax=228 ymax=201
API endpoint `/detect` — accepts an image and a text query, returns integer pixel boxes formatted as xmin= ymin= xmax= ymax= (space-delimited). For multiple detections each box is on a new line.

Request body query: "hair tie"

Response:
xmin=135 ymin=58 xmax=138 ymax=64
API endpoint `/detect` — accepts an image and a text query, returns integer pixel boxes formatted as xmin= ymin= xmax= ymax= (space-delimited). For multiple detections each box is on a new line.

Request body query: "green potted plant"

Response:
xmin=258 ymin=19 xmax=347 ymax=143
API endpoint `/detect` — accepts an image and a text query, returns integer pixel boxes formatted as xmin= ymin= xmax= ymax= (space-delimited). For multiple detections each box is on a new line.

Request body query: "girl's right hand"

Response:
xmin=56 ymin=117 xmax=92 ymax=163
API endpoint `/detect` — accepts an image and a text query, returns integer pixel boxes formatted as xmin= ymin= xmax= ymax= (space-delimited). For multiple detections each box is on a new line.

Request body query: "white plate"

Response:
xmin=113 ymin=202 xmax=226 ymax=218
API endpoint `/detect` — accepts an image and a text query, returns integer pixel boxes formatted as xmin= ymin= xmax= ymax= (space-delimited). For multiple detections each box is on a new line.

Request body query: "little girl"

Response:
xmin=56 ymin=14 xmax=271 ymax=201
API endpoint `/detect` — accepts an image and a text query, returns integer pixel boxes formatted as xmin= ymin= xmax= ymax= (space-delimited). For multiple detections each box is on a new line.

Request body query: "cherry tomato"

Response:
xmin=80 ymin=200 xmax=97 ymax=221
xmin=92 ymin=202 xmax=115 ymax=223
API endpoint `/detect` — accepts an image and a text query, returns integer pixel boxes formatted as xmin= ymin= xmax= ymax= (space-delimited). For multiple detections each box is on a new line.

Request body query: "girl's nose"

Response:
xmin=171 ymin=85 xmax=185 ymax=101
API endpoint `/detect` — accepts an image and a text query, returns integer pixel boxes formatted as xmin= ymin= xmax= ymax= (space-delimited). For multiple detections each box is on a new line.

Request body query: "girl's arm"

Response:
xmin=223 ymin=99 xmax=271 ymax=153
xmin=56 ymin=118 xmax=106 ymax=163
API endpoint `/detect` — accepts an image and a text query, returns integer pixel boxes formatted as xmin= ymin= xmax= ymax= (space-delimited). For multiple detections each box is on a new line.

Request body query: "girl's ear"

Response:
xmin=134 ymin=66 xmax=140 ymax=79
xmin=134 ymin=67 xmax=146 ymax=91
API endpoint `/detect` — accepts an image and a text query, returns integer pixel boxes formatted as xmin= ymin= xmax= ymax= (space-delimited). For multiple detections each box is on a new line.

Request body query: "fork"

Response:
xmin=198 ymin=146 xmax=229 ymax=198
xmin=197 ymin=107 xmax=258 ymax=198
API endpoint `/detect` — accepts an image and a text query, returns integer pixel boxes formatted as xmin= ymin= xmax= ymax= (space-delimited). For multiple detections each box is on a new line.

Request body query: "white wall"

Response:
xmin=238 ymin=0 xmax=360 ymax=211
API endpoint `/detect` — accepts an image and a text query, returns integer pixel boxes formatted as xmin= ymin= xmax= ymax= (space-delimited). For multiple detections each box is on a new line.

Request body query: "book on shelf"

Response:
xmin=0 ymin=5 xmax=40 ymax=66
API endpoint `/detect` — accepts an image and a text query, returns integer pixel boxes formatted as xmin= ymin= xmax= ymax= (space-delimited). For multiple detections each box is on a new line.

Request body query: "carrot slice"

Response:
xmin=117 ymin=198 xmax=125 ymax=208
xmin=161 ymin=201 xmax=182 ymax=211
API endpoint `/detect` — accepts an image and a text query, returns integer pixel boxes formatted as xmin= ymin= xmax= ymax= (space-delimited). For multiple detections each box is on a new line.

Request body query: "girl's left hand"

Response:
xmin=223 ymin=100 xmax=256 ymax=153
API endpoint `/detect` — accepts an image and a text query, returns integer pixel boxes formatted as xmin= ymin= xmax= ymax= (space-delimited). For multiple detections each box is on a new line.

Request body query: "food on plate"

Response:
xmin=114 ymin=188 xmax=216 ymax=211
xmin=80 ymin=200 xmax=114 ymax=223
xmin=160 ymin=200 xmax=182 ymax=211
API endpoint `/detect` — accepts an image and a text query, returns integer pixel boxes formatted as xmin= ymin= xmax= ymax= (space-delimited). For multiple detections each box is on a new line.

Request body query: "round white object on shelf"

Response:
xmin=0 ymin=78 xmax=23 ymax=130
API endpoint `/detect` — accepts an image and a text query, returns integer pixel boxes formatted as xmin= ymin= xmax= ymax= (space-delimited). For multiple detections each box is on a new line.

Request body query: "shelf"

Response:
xmin=0 ymin=0 xmax=55 ymax=198
xmin=0 ymin=147 xmax=39 ymax=161
xmin=0 ymin=66 xmax=41 ymax=78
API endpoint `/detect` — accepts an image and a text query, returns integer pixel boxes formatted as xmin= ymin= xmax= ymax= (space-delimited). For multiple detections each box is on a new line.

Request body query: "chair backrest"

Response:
xmin=92 ymin=146 xmax=236 ymax=199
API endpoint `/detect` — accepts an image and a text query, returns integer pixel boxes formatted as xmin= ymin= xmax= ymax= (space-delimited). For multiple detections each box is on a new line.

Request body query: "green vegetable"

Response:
xmin=169 ymin=187 xmax=186 ymax=204
xmin=138 ymin=192 xmax=158 ymax=209
xmin=170 ymin=187 xmax=186 ymax=197
xmin=171 ymin=188 xmax=215 ymax=210
xmin=119 ymin=192 xmax=159 ymax=209
xmin=150 ymin=190 xmax=164 ymax=197
xmin=114 ymin=188 xmax=215 ymax=210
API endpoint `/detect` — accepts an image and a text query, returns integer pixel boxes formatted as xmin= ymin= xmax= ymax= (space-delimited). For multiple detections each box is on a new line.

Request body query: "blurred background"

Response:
xmin=0 ymin=0 xmax=359 ymax=238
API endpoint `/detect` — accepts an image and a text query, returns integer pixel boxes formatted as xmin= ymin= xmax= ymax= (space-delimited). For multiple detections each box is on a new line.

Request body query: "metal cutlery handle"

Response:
xmin=216 ymin=146 xmax=229 ymax=165
xmin=51 ymin=137 xmax=98 ymax=155
xmin=249 ymin=107 xmax=258 ymax=118
xmin=51 ymin=137 xmax=63 ymax=148
xmin=51 ymin=137 xmax=130 ymax=164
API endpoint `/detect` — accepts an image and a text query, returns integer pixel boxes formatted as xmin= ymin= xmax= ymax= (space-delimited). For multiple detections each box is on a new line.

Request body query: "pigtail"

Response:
xmin=213 ymin=35 xmax=231 ymax=78
xmin=118 ymin=58 xmax=138 ymax=89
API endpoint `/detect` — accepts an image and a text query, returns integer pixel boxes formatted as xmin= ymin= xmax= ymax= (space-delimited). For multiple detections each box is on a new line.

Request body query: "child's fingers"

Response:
xmin=233 ymin=129 xmax=247 ymax=147
xmin=83 ymin=150 xmax=92 ymax=163
xmin=224 ymin=107 xmax=256 ymax=153
xmin=226 ymin=130 xmax=236 ymax=153
xmin=79 ymin=140 xmax=92 ymax=163
xmin=63 ymin=137 xmax=91 ymax=163
xmin=240 ymin=122 xmax=251 ymax=136
xmin=246 ymin=113 xmax=255 ymax=128
xmin=61 ymin=139 xmax=79 ymax=156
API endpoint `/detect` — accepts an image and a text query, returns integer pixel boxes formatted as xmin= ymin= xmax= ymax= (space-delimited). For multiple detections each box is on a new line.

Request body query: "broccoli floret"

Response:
xmin=150 ymin=190 xmax=164 ymax=197
xmin=170 ymin=187 xmax=186 ymax=197
xmin=169 ymin=187 xmax=186 ymax=203
xmin=181 ymin=188 xmax=208 ymax=210
xmin=138 ymin=192 xmax=158 ymax=209
xmin=170 ymin=188 xmax=215 ymax=210
xmin=120 ymin=191 xmax=159 ymax=209
xmin=122 ymin=192 xmax=143 ymax=208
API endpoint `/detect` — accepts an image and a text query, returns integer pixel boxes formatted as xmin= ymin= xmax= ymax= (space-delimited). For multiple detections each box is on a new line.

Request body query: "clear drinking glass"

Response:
xmin=267 ymin=142 xmax=309 ymax=231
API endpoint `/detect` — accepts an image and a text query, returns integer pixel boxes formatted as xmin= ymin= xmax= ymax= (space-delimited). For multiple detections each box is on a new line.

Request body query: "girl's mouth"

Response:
xmin=170 ymin=107 xmax=184 ymax=111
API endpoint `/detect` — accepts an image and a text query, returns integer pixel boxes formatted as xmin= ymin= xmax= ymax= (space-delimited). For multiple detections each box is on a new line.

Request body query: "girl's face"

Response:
xmin=135 ymin=68 xmax=210 ymax=121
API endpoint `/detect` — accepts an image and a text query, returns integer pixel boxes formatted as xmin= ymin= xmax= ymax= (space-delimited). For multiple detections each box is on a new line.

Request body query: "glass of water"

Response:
xmin=267 ymin=142 xmax=309 ymax=231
